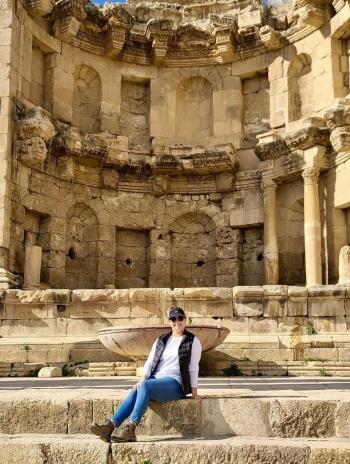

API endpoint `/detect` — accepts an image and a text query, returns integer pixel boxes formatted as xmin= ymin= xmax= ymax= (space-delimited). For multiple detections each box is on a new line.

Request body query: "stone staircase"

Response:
xmin=1 ymin=387 xmax=350 ymax=463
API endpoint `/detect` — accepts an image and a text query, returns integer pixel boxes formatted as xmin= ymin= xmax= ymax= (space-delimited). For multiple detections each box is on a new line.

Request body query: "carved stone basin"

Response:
xmin=98 ymin=325 xmax=230 ymax=360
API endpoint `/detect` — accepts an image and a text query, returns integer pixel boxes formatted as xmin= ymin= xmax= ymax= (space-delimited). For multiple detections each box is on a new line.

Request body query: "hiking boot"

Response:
xmin=110 ymin=420 xmax=137 ymax=443
xmin=90 ymin=419 xmax=115 ymax=442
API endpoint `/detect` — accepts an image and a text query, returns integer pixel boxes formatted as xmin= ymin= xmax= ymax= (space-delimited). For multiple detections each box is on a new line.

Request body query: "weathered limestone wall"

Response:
xmin=3 ymin=0 xmax=350 ymax=295
xmin=0 ymin=286 xmax=350 ymax=364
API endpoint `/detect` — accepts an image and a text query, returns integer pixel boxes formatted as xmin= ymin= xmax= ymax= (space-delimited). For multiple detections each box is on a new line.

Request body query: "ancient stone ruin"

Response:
xmin=1 ymin=0 xmax=350 ymax=374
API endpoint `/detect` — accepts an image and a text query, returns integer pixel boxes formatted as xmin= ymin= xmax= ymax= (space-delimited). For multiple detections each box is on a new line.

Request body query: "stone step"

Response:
xmin=1 ymin=434 xmax=350 ymax=464
xmin=88 ymin=361 xmax=136 ymax=377
xmin=1 ymin=393 xmax=350 ymax=439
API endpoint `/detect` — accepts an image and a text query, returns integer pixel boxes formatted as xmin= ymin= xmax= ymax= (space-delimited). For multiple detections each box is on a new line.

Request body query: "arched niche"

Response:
xmin=72 ymin=65 xmax=102 ymax=133
xmin=176 ymin=77 xmax=213 ymax=140
xmin=65 ymin=203 xmax=99 ymax=289
xmin=170 ymin=212 xmax=216 ymax=288
xmin=288 ymin=54 xmax=313 ymax=122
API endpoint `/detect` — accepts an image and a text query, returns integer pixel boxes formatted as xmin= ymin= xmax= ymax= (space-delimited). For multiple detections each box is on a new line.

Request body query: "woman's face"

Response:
xmin=169 ymin=315 xmax=186 ymax=334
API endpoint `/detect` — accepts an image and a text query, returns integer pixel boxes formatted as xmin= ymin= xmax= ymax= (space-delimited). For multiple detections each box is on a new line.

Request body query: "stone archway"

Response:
xmin=170 ymin=212 xmax=216 ymax=288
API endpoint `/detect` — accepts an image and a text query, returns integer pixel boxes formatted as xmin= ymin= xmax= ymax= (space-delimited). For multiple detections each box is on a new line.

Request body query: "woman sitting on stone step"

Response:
xmin=91 ymin=306 xmax=203 ymax=443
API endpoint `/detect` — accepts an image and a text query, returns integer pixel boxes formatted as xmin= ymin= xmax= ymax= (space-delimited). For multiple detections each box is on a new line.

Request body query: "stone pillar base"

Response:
xmin=0 ymin=269 xmax=17 ymax=289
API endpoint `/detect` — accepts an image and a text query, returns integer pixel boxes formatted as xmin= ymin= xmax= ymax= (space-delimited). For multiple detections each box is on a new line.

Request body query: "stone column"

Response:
xmin=302 ymin=167 xmax=322 ymax=286
xmin=262 ymin=180 xmax=279 ymax=284
xmin=338 ymin=245 xmax=350 ymax=284
xmin=23 ymin=245 xmax=42 ymax=289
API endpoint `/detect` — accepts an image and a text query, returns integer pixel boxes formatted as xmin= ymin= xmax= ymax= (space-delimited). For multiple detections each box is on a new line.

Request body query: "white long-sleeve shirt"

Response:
xmin=143 ymin=335 xmax=202 ymax=388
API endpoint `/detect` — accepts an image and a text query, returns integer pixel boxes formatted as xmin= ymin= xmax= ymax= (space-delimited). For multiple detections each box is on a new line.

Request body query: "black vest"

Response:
xmin=150 ymin=330 xmax=195 ymax=395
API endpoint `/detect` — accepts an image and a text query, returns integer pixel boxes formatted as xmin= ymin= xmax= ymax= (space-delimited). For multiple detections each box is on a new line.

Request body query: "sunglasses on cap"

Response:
xmin=169 ymin=316 xmax=185 ymax=322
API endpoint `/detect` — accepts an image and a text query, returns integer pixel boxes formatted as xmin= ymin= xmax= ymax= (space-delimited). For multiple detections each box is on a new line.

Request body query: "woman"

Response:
xmin=91 ymin=306 xmax=203 ymax=443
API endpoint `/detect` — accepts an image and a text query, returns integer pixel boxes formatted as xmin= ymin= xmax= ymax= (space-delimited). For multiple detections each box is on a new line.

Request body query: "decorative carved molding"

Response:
xmin=148 ymin=147 xmax=238 ymax=176
xmin=255 ymin=138 xmax=290 ymax=161
xmin=285 ymin=126 xmax=330 ymax=152
xmin=145 ymin=18 xmax=173 ymax=65
xmin=150 ymin=175 xmax=170 ymax=196
xmin=21 ymin=0 xmax=345 ymax=66
xmin=104 ymin=6 xmax=134 ymax=59
xmin=51 ymin=0 xmax=89 ymax=43
xmin=302 ymin=166 xmax=320 ymax=185
xmin=330 ymin=126 xmax=350 ymax=153
xmin=24 ymin=0 xmax=55 ymax=17
xmin=259 ymin=26 xmax=285 ymax=50
xmin=297 ymin=0 xmax=331 ymax=29
xmin=262 ymin=179 xmax=278 ymax=198
xmin=324 ymin=99 xmax=350 ymax=130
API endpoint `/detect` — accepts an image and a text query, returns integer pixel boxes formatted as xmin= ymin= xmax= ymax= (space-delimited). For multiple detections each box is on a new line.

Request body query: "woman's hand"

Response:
xmin=133 ymin=375 xmax=147 ymax=390
xmin=191 ymin=394 xmax=206 ymax=400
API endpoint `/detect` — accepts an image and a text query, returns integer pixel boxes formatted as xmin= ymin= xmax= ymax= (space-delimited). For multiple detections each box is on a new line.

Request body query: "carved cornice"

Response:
xmin=296 ymin=0 xmax=332 ymax=28
xmin=285 ymin=126 xmax=330 ymax=152
xmin=259 ymin=26 xmax=286 ymax=50
xmin=22 ymin=0 xmax=345 ymax=66
xmin=148 ymin=147 xmax=238 ymax=175
xmin=254 ymin=138 xmax=290 ymax=161
xmin=50 ymin=0 xmax=89 ymax=43
xmin=145 ymin=18 xmax=174 ymax=65
xmin=302 ymin=166 xmax=320 ymax=185
xmin=324 ymin=99 xmax=350 ymax=130
xmin=50 ymin=0 xmax=88 ymax=23
xmin=24 ymin=0 xmax=55 ymax=17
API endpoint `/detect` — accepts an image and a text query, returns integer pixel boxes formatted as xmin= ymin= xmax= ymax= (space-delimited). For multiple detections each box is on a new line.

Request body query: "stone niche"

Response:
xmin=10 ymin=209 xmax=49 ymax=285
xmin=288 ymin=53 xmax=313 ymax=123
xmin=242 ymin=72 xmax=270 ymax=146
xmin=241 ymin=226 xmax=264 ymax=285
xmin=30 ymin=43 xmax=46 ymax=107
xmin=175 ymin=77 xmax=213 ymax=143
xmin=120 ymin=78 xmax=151 ymax=153
xmin=65 ymin=204 xmax=99 ymax=289
xmin=279 ymin=198 xmax=306 ymax=286
xmin=115 ymin=230 xmax=150 ymax=288
xmin=72 ymin=65 xmax=102 ymax=133
xmin=170 ymin=213 xmax=217 ymax=288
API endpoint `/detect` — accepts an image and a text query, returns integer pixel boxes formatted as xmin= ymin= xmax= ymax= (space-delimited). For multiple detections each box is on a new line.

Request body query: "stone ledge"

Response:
xmin=0 ymin=395 xmax=349 ymax=439
xmin=1 ymin=434 xmax=350 ymax=464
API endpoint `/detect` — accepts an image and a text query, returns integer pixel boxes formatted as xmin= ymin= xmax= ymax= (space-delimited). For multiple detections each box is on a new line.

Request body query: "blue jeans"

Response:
xmin=111 ymin=376 xmax=185 ymax=425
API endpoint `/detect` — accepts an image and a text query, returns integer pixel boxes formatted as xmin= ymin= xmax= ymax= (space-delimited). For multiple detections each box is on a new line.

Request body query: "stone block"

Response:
xmin=202 ymin=397 xmax=272 ymax=437
xmin=38 ymin=366 xmax=62 ymax=378
xmin=269 ymin=399 xmax=336 ymax=438
xmin=233 ymin=286 xmax=264 ymax=317
xmin=68 ymin=399 xmax=93 ymax=434
xmin=335 ymin=402 xmax=350 ymax=438
xmin=287 ymin=287 xmax=308 ymax=317
xmin=263 ymin=286 xmax=288 ymax=318
xmin=0 ymin=399 xmax=68 ymax=434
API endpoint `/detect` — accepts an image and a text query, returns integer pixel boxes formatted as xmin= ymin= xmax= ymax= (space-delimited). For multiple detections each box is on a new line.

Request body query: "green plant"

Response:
xmin=28 ymin=367 xmax=41 ymax=377
xmin=305 ymin=322 xmax=315 ymax=336
xmin=141 ymin=460 xmax=152 ymax=464
xmin=62 ymin=363 xmax=78 ymax=377
xmin=319 ymin=367 xmax=332 ymax=377
xmin=222 ymin=363 xmax=242 ymax=377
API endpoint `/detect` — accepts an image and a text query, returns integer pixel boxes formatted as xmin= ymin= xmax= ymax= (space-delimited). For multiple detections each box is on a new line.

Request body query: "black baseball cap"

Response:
xmin=168 ymin=306 xmax=186 ymax=319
